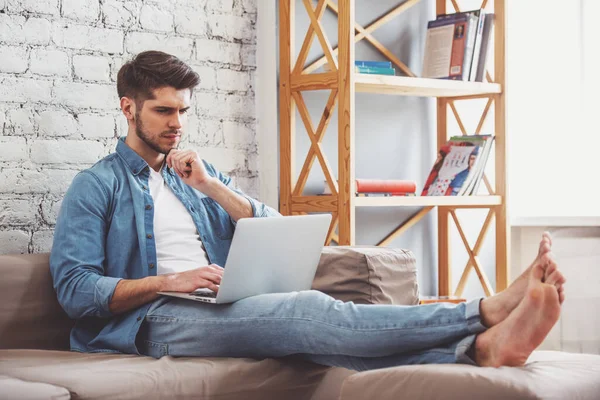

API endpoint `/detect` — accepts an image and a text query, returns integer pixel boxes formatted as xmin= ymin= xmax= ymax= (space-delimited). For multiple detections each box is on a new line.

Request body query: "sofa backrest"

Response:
xmin=0 ymin=253 xmax=72 ymax=350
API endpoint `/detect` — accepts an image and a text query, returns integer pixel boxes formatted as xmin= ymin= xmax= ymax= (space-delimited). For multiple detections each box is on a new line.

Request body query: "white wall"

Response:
xmin=507 ymin=0 xmax=600 ymax=221
xmin=0 ymin=0 xmax=260 ymax=254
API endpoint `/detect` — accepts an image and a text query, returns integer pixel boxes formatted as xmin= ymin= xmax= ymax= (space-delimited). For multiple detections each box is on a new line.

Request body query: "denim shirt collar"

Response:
xmin=115 ymin=137 xmax=176 ymax=178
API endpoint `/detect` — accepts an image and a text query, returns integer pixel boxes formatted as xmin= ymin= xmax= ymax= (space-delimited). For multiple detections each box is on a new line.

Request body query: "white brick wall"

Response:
xmin=0 ymin=0 xmax=259 ymax=254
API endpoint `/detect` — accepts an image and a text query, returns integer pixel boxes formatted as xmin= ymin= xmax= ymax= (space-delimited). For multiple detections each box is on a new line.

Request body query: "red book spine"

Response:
xmin=355 ymin=179 xmax=417 ymax=193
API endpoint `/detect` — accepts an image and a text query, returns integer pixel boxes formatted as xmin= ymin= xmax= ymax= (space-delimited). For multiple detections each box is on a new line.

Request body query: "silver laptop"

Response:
xmin=157 ymin=214 xmax=332 ymax=304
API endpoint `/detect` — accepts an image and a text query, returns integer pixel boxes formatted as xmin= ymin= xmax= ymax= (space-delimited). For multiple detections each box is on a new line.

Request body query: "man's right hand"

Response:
xmin=161 ymin=264 xmax=224 ymax=293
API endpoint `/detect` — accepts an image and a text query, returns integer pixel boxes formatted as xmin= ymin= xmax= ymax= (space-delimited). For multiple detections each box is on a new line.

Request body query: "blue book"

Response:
xmin=355 ymin=60 xmax=392 ymax=69
xmin=355 ymin=66 xmax=395 ymax=75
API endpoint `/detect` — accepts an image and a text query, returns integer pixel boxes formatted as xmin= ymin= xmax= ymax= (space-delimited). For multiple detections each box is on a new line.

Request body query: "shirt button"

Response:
xmin=149 ymin=263 xmax=155 ymax=269
xmin=137 ymin=316 xmax=142 ymax=321
xmin=142 ymin=185 xmax=148 ymax=190
xmin=146 ymin=234 xmax=153 ymax=239
xmin=145 ymin=205 xmax=152 ymax=210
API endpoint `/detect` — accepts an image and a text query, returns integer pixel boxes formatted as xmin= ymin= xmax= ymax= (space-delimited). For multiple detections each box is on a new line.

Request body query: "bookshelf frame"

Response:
xmin=278 ymin=0 xmax=508 ymax=297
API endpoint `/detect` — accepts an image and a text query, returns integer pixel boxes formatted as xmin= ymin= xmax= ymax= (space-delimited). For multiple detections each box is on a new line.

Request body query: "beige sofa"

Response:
xmin=1 ymin=248 xmax=600 ymax=400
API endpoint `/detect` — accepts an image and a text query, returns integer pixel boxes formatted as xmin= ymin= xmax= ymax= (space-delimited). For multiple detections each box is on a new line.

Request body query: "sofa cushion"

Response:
xmin=0 ymin=254 xmax=72 ymax=350
xmin=312 ymin=246 xmax=418 ymax=305
xmin=0 ymin=349 xmax=353 ymax=400
xmin=339 ymin=350 xmax=600 ymax=400
xmin=0 ymin=375 xmax=70 ymax=400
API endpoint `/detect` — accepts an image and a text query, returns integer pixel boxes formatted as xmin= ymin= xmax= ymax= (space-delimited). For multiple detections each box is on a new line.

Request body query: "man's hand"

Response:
xmin=166 ymin=149 xmax=215 ymax=191
xmin=162 ymin=264 xmax=224 ymax=293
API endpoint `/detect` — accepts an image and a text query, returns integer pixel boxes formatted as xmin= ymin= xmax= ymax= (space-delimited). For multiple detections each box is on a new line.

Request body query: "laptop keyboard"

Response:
xmin=191 ymin=291 xmax=217 ymax=298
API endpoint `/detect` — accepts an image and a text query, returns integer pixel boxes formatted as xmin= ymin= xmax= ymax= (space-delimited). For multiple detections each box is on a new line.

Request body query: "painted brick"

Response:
xmin=196 ymin=146 xmax=245 ymax=173
xmin=209 ymin=14 xmax=253 ymax=42
xmin=73 ymin=55 xmax=111 ymax=82
xmin=0 ymin=169 xmax=76 ymax=195
xmin=0 ymin=15 xmax=51 ymax=45
xmin=32 ymin=230 xmax=54 ymax=253
xmin=241 ymin=0 xmax=257 ymax=14
xmin=102 ymin=0 xmax=138 ymax=28
xmin=53 ymin=82 xmax=117 ymax=110
xmin=5 ymin=108 xmax=35 ymax=135
xmin=241 ymin=44 xmax=256 ymax=67
xmin=62 ymin=0 xmax=100 ymax=23
xmin=0 ymin=230 xmax=30 ymax=254
xmin=6 ymin=0 xmax=59 ymax=15
xmin=125 ymin=32 xmax=193 ymax=60
xmin=140 ymin=4 xmax=174 ymax=32
xmin=196 ymin=93 xmax=254 ymax=120
xmin=0 ymin=77 xmax=53 ymax=103
xmin=0 ymin=199 xmax=37 ymax=226
xmin=0 ymin=110 xmax=5 ymax=133
xmin=217 ymin=69 xmax=251 ymax=92
xmin=52 ymin=24 xmax=123 ymax=54
xmin=41 ymin=197 xmax=62 ymax=225
xmin=30 ymin=140 xmax=105 ymax=164
xmin=223 ymin=120 xmax=254 ymax=149
xmin=188 ymin=117 xmax=221 ymax=145
xmin=191 ymin=65 xmax=216 ymax=89
xmin=36 ymin=110 xmax=78 ymax=137
xmin=30 ymin=49 xmax=70 ymax=77
xmin=0 ymin=45 xmax=28 ymax=73
xmin=79 ymin=114 xmax=116 ymax=138
xmin=195 ymin=39 xmax=241 ymax=64
xmin=174 ymin=6 xmax=207 ymax=36
xmin=206 ymin=0 xmax=233 ymax=13
xmin=0 ymin=136 xmax=27 ymax=161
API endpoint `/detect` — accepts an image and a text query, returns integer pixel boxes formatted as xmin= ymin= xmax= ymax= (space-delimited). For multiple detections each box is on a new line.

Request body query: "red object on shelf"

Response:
xmin=355 ymin=179 xmax=417 ymax=193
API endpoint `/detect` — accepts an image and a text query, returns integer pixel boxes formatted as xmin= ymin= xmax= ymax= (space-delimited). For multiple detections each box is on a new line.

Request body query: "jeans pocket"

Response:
xmin=139 ymin=339 xmax=169 ymax=359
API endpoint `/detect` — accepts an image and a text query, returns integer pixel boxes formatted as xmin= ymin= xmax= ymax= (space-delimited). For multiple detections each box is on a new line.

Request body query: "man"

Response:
xmin=50 ymin=51 xmax=566 ymax=370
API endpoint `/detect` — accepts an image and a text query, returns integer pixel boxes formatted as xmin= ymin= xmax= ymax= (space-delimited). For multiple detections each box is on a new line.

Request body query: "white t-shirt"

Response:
xmin=148 ymin=167 xmax=210 ymax=275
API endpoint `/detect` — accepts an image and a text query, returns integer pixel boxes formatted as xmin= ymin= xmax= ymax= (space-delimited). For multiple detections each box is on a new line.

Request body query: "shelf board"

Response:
xmin=354 ymin=74 xmax=502 ymax=98
xmin=354 ymin=195 xmax=502 ymax=208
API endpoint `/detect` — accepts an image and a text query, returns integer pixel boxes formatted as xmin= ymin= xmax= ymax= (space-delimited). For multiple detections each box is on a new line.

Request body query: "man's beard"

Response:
xmin=134 ymin=112 xmax=179 ymax=155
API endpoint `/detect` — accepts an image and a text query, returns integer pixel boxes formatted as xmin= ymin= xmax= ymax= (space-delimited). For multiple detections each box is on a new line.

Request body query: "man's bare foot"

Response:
xmin=480 ymin=232 xmax=558 ymax=327
xmin=474 ymin=261 xmax=561 ymax=367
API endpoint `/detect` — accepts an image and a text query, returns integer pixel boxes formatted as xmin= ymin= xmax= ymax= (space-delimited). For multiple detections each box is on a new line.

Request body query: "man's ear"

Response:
xmin=120 ymin=97 xmax=136 ymax=122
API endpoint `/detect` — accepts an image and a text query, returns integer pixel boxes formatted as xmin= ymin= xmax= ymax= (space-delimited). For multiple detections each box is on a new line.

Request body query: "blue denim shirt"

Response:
xmin=49 ymin=138 xmax=280 ymax=354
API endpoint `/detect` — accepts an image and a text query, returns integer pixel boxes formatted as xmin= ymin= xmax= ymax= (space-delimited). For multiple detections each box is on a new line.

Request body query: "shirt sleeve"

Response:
xmin=49 ymin=171 xmax=122 ymax=319
xmin=201 ymin=160 xmax=281 ymax=219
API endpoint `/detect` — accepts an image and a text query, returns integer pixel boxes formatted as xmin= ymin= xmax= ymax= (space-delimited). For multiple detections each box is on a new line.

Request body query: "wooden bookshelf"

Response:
xmin=279 ymin=0 xmax=508 ymax=298
xmin=355 ymin=74 xmax=501 ymax=97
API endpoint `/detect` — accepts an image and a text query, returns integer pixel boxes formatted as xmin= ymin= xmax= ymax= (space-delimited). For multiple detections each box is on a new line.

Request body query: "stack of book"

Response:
xmin=355 ymin=179 xmax=416 ymax=197
xmin=324 ymin=60 xmax=396 ymax=76
xmin=421 ymin=135 xmax=494 ymax=196
xmin=422 ymin=9 xmax=495 ymax=82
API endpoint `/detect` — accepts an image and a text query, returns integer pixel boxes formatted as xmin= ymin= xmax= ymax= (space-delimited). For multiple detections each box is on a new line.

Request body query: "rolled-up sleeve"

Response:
xmin=50 ymin=171 xmax=121 ymax=319
xmin=202 ymin=160 xmax=281 ymax=219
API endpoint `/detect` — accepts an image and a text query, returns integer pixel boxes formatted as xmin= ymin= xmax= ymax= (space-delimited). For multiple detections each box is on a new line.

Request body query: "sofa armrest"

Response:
xmin=311 ymin=246 xmax=419 ymax=305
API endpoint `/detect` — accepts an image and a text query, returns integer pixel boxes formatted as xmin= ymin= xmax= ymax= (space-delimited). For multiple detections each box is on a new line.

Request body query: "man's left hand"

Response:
xmin=166 ymin=149 xmax=213 ymax=191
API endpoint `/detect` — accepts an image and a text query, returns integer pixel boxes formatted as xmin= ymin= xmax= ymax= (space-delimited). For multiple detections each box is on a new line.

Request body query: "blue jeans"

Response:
xmin=136 ymin=290 xmax=485 ymax=371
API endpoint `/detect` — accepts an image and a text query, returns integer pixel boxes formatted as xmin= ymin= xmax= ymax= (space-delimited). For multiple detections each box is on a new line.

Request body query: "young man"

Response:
xmin=50 ymin=51 xmax=566 ymax=369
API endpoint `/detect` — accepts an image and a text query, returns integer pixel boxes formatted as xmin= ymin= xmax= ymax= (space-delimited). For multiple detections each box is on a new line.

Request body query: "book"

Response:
xmin=355 ymin=66 xmax=395 ymax=75
xmin=355 ymin=60 xmax=393 ymax=68
xmin=475 ymin=14 xmax=495 ymax=82
xmin=356 ymin=192 xmax=416 ymax=197
xmin=468 ymin=9 xmax=486 ymax=81
xmin=468 ymin=135 xmax=495 ymax=194
xmin=323 ymin=64 xmax=396 ymax=76
xmin=422 ymin=13 xmax=470 ymax=79
xmin=423 ymin=10 xmax=485 ymax=81
xmin=448 ymin=135 xmax=492 ymax=195
xmin=421 ymin=135 xmax=492 ymax=196
xmin=355 ymin=179 xmax=417 ymax=193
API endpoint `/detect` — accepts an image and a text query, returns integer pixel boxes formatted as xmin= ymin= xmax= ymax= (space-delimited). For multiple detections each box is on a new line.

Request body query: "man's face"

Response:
xmin=134 ymin=86 xmax=192 ymax=155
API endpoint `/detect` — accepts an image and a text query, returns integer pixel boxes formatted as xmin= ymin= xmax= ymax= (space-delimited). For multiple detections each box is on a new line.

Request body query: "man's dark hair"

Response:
xmin=117 ymin=51 xmax=200 ymax=104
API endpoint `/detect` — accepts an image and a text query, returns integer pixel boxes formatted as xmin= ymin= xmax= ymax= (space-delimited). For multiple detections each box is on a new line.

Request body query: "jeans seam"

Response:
xmin=145 ymin=315 xmax=470 ymax=332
